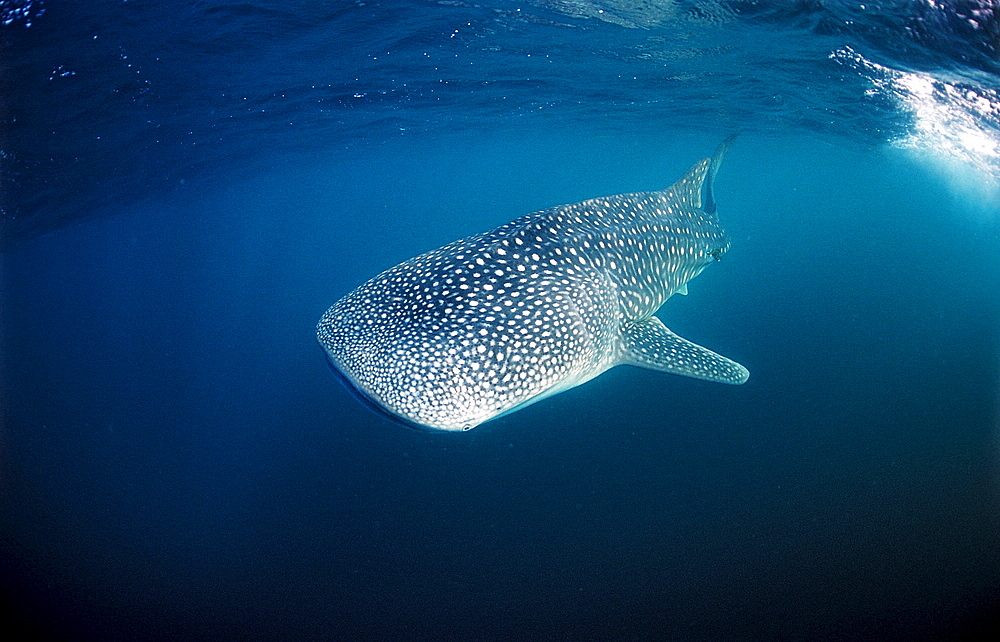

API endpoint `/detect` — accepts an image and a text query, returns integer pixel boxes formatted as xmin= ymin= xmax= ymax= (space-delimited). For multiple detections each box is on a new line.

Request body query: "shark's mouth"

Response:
xmin=321 ymin=350 xmax=437 ymax=433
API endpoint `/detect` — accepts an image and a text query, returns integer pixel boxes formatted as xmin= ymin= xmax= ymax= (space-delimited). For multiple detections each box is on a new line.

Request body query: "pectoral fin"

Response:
xmin=620 ymin=316 xmax=749 ymax=384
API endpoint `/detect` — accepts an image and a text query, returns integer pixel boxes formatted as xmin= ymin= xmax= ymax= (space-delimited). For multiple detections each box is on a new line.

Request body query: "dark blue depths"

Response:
xmin=4 ymin=129 xmax=999 ymax=641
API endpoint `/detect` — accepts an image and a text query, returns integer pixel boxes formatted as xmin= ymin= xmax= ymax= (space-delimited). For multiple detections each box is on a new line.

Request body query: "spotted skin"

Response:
xmin=318 ymin=138 xmax=748 ymax=431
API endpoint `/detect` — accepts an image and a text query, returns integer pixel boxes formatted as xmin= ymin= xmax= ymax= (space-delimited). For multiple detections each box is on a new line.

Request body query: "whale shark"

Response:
xmin=317 ymin=137 xmax=748 ymax=431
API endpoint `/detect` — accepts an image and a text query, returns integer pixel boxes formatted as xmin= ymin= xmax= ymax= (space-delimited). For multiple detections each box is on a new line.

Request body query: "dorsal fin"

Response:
xmin=661 ymin=134 xmax=737 ymax=215
xmin=663 ymin=157 xmax=711 ymax=210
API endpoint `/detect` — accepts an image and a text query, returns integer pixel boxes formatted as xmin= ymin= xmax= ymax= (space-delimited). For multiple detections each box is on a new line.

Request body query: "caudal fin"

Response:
xmin=703 ymin=133 xmax=738 ymax=216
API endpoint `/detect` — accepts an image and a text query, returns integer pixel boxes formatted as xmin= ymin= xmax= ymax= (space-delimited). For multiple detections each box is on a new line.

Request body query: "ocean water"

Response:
xmin=2 ymin=1 xmax=1000 ymax=640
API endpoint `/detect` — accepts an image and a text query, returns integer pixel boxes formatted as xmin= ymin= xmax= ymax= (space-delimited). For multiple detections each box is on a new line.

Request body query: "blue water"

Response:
xmin=3 ymin=1 xmax=1000 ymax=640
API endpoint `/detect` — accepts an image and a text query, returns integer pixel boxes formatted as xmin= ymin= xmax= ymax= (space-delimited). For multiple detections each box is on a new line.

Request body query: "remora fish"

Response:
xmin=317 ymin=137 xmax=748 ymax=431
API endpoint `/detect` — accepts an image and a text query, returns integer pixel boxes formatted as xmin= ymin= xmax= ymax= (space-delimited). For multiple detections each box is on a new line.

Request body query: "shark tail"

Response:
xmin=703 ymin=133 xmax=738 ymax=216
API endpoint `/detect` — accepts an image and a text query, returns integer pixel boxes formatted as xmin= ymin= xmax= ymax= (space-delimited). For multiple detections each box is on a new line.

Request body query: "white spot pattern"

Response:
xmin=318 ymin=143 xmax=746 ymax=431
